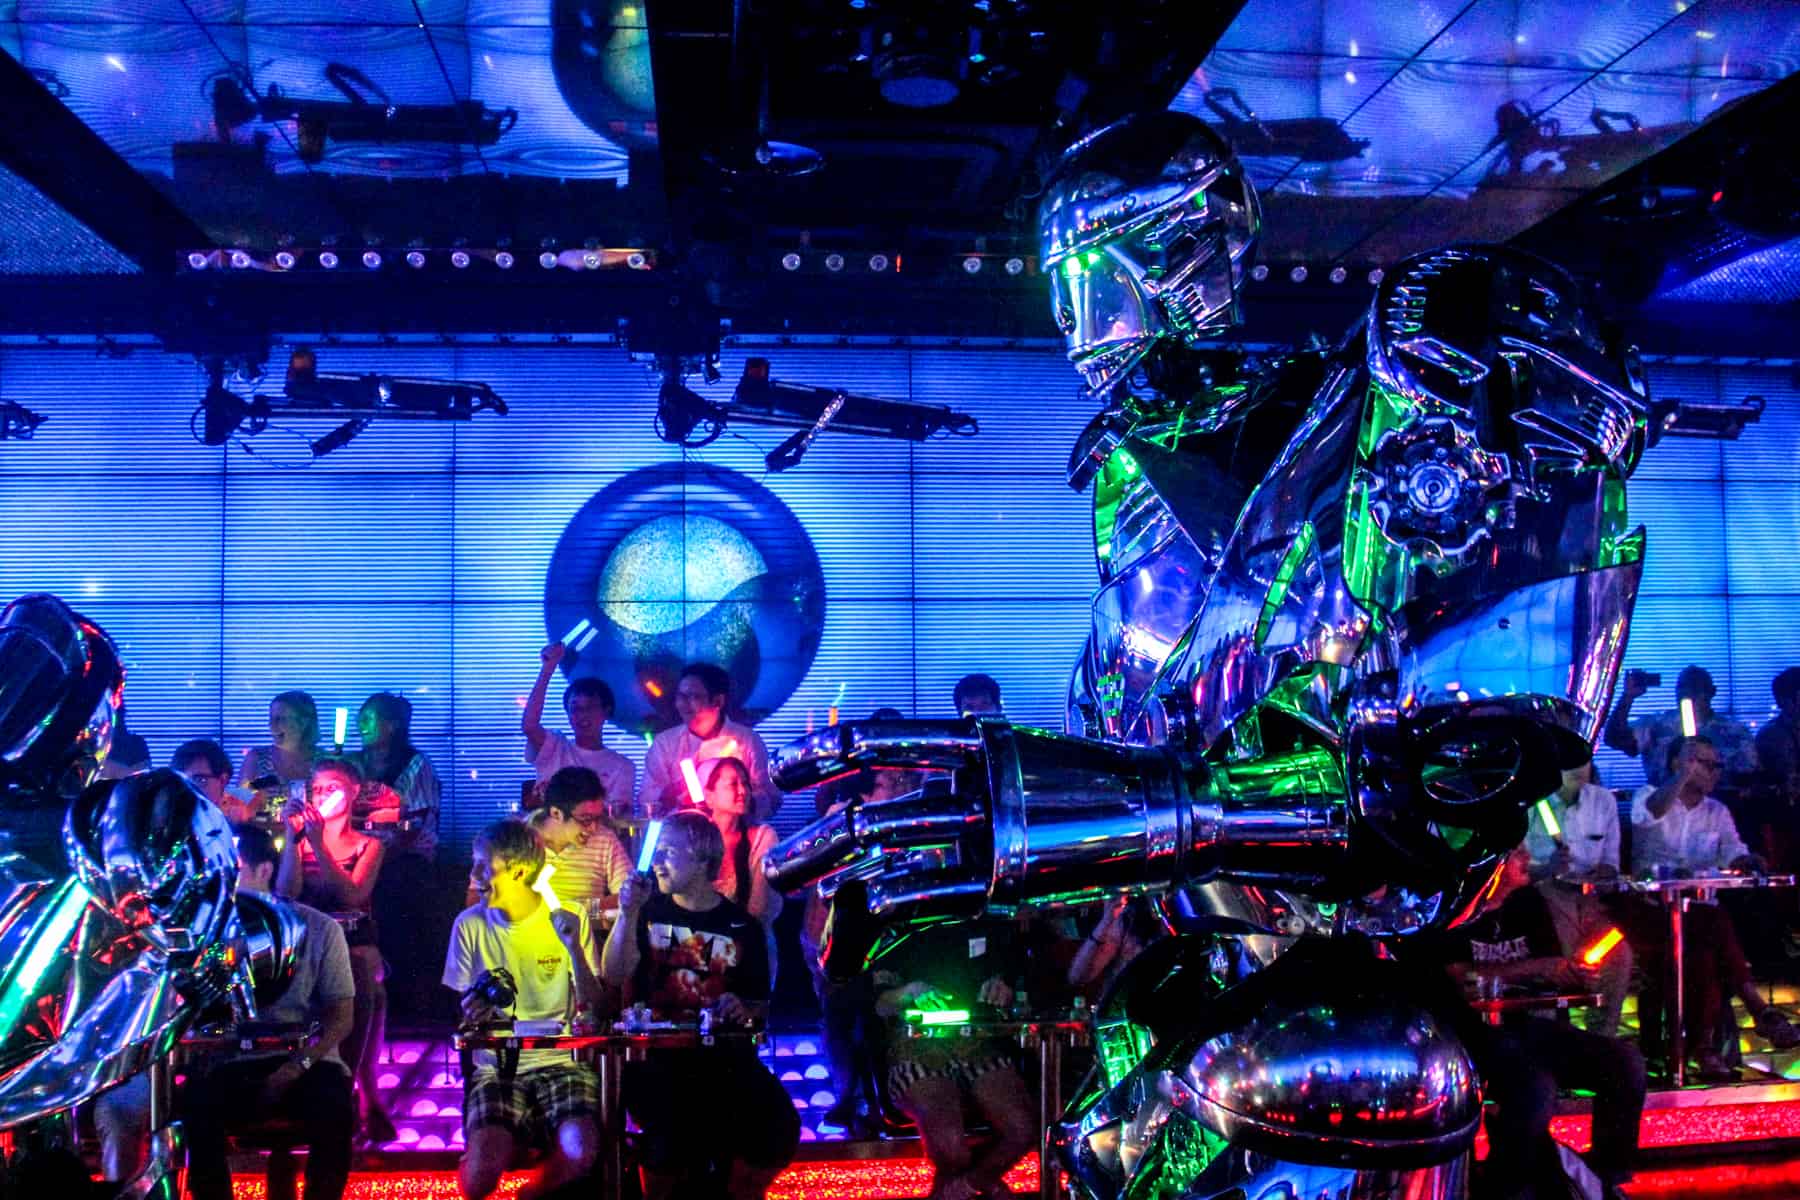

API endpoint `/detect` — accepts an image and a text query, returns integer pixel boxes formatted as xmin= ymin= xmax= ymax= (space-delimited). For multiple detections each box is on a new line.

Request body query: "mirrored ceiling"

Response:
xmin=1174 ymin=0 xmax=1800 ymax=265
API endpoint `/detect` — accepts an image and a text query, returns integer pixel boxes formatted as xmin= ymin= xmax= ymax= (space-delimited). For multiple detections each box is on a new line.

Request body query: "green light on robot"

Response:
xmin=1062 ymin=256 xmax=1084 ymax=279
xmin=0 ymin=879 xmax=88 ymax=1034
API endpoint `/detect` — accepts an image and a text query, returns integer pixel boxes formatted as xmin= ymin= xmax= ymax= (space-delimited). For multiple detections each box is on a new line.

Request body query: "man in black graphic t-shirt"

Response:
xmin=1429 ymin=843 xmax=1645 ymax=1198
xmin=602 ymin=811 xmax=798 ymax=1200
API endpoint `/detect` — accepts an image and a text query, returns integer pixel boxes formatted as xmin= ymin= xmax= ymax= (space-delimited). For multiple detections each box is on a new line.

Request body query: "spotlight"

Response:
xmin=450 ymin=250 xmax=471 ymax=269
xmin=274 ymin=251 xmax=296 ymax=269
xmin=1367 ymin=267 xmax=1385 ymax=286
xmin=868 ymin=254 xmax=890 ymax=272
xmin=962 ymin=256 xmax=982 ymax=274
xmin=582 ymin=251 xmax=601 ymax=269
xmin=230 ymin=250 xmax=252 ymax=269
xmin=781 ymin=252 xmax=803 ymax=271
xmin=1003 ymin=257 xmax=1025 ymax=276
xmin=406 ymin=250 xmax=427 ymax=269
xmin=626 ymin=252 xmax=648 ymax=270
xmin=1289 ymin=265 xmax=1308 ymax=283
xmin=319 ymin=251 xmax=340 ymax=269
xmin=1329 ymin=265 xmax=1348 ymax=284
xmin=539 ymin=251 xmax=559 ymax=269
xmin=495 ymin=251 xmax=515 ymax=269
xmin=187 ymin=252 xmax=209 ymax=269
xmin=362 ymin=250 xmax=382 ymax=269
xmin=1250 ymin=263 xmax=1269 ymax=282
xmin=824 ymin=253 xmax=845 ymax=272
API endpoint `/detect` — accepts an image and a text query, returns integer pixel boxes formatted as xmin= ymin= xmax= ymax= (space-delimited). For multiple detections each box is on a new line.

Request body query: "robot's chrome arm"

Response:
xmin=769 ymin=718 xmax=1351 ymax=918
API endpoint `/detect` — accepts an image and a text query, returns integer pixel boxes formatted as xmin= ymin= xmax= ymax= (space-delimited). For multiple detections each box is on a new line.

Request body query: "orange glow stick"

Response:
xmin=679 ymin=758 xmax=705 ymax=807
xmin=1581 ymin=927 xmax=1624 ymax=967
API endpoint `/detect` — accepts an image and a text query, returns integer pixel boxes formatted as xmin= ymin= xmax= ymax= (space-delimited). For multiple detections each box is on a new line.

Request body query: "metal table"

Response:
xmin=147 ymin=1022 xmax=321 ymax=1132
xmin=1583 ymin=871 xmax=1796 ymax=1085
xmin=899 ymin=1016 xmax=1092 ymax=1200
xmin=454 ymin=1023 xmax=765 ymax=1200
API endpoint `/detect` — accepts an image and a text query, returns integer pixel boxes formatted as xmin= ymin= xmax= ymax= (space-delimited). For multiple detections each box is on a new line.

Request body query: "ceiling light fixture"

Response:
xmin=868 ymin=254 xmax=890 ymax=272
xmin=406 ymin=251 xmax=427 ymax=269
xmin=362 ymin=251 xmax=382 ymax=269
xmin=781 ymin=253 xmax=803 ymax=271
xmin=450 ymin=251 xmax=471 ymax=269
xmin=274 ymin=251 xmax=296 ymax=269
xmin=187 ymin=252 xmax=209 ymax=269
xmin=495 ymin=251 xmax=515 ymax=269
xmin=319 ymin=251 xmax=340 ymax=269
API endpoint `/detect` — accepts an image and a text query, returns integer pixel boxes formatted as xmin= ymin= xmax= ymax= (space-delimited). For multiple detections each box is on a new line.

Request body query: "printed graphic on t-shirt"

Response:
xmin=645 ymin=921 xmax=742 ymax=1011
xmin=1470 ymin=933 xmax=1531 ymax=964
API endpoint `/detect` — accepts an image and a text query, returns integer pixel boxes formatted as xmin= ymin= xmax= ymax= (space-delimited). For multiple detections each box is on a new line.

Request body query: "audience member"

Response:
xmin=356 ymin=690 xmax=448 ymax=1024
xmin=170 ymin=737 xmax=235 ymax=816
xmin=1434 ymin=843 xmax=1645 ymax=1199
xmin=953 ymin=674 xmax=1004 ymax=718
xmin=531 ymin=766 xmax=631 ymax=915
xmin=1753 ymin=666 xmax=1800 ymax=871
xmin=355 ymin=691 xmax=442 ymax=858
xmin=872 ymin=916 xmax=1038 ymax=1200
xmin=1606 ymin=665 xmax=1757 ymax=800
xmin=602 ymin=811 xmax=798 ymax=1199
xmin=524 ymin=643 xmax=634 ymax=813
xmin=98 ymin=825 xmax=355 ymax=1200
xmin=1524 ymin=752 xmax=1631 ymax=1036
xmin=97 ymin=707 xmax=151 ymax=780
xmin=1068 ymin=895 xmax=1163 ymax=1003
xmin=277 ymin=757 xmax=392 ymax=1145
xmin=239 ymin=690 xmax=321 ymax=818
xmin=1631 ymin=736 xmax=1800 ymax=1076
xmin=639 ymin=663 xmax=779 ymax=821
xmin=446 ymin=819 xmax=604 ymax=1200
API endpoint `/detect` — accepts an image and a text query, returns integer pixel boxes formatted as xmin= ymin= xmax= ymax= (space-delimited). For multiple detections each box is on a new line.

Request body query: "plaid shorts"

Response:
xmin=464 ymin=1064 xmax=598 ymax=1144
xmin=886 ymin=1041 xmax=1016 ymax=1108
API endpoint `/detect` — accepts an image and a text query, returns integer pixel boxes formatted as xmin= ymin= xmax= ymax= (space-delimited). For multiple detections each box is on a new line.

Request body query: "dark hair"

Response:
xmin=1667 ymin=734 xmax=1717 ymax=770
xmin=870 ymin=707 xmax=905 ymax=720
xmin=704 ymin=758 xmax=756 ymax=905
xmin=271 ymin=690 xmax=320 ymax=745
xmin=171 ymin=738 xmax=230 ymax=777
xmin=680 ymin=663 xmax=732 ymax=704
xmin=953 ymin=673 xmax=1002 ymax=712
xmin=564 ymin=676 xmax=616 ymax=715
xmin=360 ymin=693 xmax=417 ymax=784
xmin=544 ymin=765 xmax=604 ymax=814
xmin=109 ymin=732 xmax=151 ymax=770
xmin=312 ymin=755 xmax=364 ymax=788
xmin=664 ymin=810 xmax=725 ymax=880
xmin=475 ymin=817 xmax=545 ymax=877
xmin=1676 ymin=665 xmax=1715 ymax=697
xmin=1774 ymin=668 xmax=1800 ymax=708
xmin=235 ymin=823 xmax=281 ymax=873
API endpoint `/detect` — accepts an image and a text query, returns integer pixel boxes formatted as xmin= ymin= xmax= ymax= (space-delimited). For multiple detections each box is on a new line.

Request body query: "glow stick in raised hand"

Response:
xmin=637 ymin=819 xmax=663 ymax=874
xmin=333 ymin=706 xmax=349 ymax=747
xmin=1535 ymin=798 xmax=1563 ymax=843
xmin=561 ymin=618 xmax=593 ymax=646
xmin=679 ymin=758 xmax=705 ymax=807
xmin=1680 ymin=697 xmax=1698 ymax=738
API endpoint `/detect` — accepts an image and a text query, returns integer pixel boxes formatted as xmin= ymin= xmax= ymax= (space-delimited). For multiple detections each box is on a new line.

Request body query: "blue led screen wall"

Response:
xmin=0 ymin=344 xmax=1789 ymax=849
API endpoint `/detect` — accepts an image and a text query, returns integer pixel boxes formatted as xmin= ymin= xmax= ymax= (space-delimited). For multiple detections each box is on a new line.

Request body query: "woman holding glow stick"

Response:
xmin=277 ymin=757 xmax=393 ymax=1146
xmin=237 ymin=689 xmax=320 ymax=823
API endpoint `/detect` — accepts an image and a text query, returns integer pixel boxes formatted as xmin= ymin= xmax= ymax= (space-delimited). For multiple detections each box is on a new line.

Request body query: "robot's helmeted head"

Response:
xmin=1038 ymin=112 xmax=1260 ymax=400
xmin=0 ymin=594 xmax=123 ymax=798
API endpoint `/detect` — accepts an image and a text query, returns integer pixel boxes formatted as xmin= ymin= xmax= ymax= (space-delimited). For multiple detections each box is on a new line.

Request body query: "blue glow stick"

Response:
xmin=637 ymin=819 xmax=663 ymax=874
xmin=561 ymin=618 xmax=593 ymax=646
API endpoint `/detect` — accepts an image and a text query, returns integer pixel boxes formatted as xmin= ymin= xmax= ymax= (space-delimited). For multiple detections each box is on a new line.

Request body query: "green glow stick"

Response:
xmin=1535 ymin=798 xmax=1562 ymax=841
xmin=907 ymin=1008 xmax=972 ymax=1026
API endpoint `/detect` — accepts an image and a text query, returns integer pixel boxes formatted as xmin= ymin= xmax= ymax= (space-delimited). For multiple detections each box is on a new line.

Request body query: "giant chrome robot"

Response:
xmin=767 ymin=112 xmax=1655 ymax=1198
xmin=0 ymin=594 xmax=300 ymax=1197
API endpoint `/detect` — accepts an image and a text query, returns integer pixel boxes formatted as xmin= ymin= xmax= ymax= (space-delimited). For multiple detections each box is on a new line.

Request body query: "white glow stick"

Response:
xmin=1680 ymin=697 xmax=1698 ymax=738
xmin=332 ymin=706 xmax=348 ymax=746
xmin=574 ymin=626 xmax=600 ymax=652
xmin=561 ymin=618 xmax=593 ymax=646
xmin=680 ymin=758 xmax=705 ymax=807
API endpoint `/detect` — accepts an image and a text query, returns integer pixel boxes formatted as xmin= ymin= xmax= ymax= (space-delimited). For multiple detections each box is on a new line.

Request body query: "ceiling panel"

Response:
xmin=1176 ymin=0 xmax=1800 ymax=265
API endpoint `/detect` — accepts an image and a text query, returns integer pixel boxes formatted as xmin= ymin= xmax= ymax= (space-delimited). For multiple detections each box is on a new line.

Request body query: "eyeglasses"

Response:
xmin=573 ymin=813 xmax=606 ymax=829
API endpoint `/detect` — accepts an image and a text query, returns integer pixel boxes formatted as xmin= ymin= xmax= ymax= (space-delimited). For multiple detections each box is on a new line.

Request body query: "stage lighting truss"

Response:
xmin=191 ymin=351 xmax=507 ymax=463
xmin=180 ymin=248 xmax=655 ymax=273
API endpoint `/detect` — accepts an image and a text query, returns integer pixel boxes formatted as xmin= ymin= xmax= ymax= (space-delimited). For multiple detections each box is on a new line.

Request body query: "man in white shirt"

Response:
xmin=445 ymin=819 xmax=605 ymax=1200
xmin=1525 ymin=755 xmax=1629 ymax=1035
xmin=638 ymin=663 xmax=780 ymax=821
xmin=523 ymin=642 xmax=635 ymax=810
xmin=1629 ymin=736 xmax=1798 ymax=1078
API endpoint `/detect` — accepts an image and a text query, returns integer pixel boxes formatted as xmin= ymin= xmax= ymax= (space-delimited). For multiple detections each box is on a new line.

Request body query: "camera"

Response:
xmin=1626 ymin=669 xmax=1662 ymax=689
xmin=468 ymin=968 xmax=517 ymax=1011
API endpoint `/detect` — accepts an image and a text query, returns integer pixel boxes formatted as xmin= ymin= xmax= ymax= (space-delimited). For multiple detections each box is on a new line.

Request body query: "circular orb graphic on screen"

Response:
xmin=544 ymin=463 xmax=825 ymax=733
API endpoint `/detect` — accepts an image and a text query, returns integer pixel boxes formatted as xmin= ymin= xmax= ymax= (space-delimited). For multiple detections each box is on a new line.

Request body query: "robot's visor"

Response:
xmin=1049 ymin=248 xmax=1156 ymax=395
xmin=1040 ymin=165 xmax=1224 ymax=269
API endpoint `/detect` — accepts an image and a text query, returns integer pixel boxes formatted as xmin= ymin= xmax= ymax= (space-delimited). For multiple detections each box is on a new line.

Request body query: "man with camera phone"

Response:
xmin=444 ymin=819 xmax=605 ymax=1200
